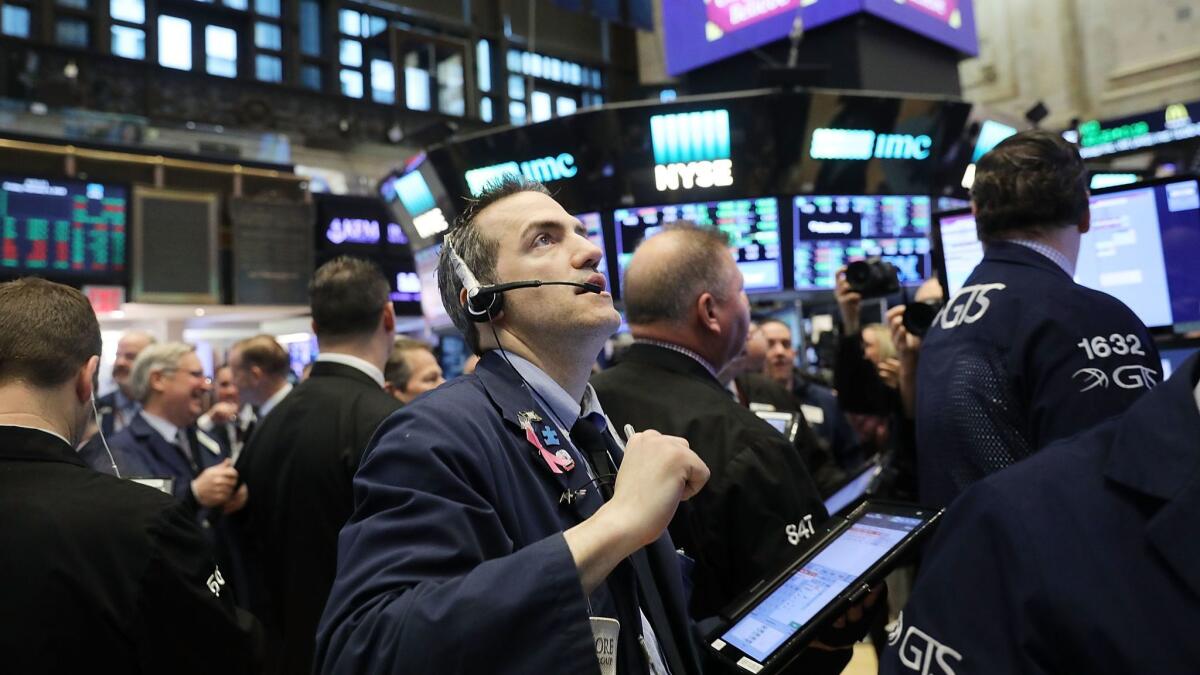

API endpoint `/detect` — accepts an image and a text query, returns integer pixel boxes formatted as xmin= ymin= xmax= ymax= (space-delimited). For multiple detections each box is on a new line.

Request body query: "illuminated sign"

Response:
xmin=809 ymin=128 xmax=932 ymax=161
xmin=392 ymin=271 xmax=421 ymax=303
xmin=326 ymin=218 xmax=396 ymax=245
xmin=394 ymin=170 xmax=449 ymax=238
xmin=1076 ymin=100 xmax=1200 ymax=159
xmin=650 ymin=109 xmax=733 ymax=192
xmin=464 ymin=153 xmax=578 ymax=196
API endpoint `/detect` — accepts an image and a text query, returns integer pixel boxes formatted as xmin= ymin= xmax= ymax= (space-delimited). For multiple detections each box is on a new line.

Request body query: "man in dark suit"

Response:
xmin=234 ymin=256 xmax=402 ymax=675
xmin=316 ymin=177 xmax=708 ymax=675
xmin=592 ymin=224 xmax=878 ymax=673
xmin=0 ymin=277 xmax=253 ymax=674
xmin=93 ymin=329 xmax=155 ymax=437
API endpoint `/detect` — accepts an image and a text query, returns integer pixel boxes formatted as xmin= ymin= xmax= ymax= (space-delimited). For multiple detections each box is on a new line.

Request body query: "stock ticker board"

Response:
xmin=0 ymin=177 xmax=128 ymax=278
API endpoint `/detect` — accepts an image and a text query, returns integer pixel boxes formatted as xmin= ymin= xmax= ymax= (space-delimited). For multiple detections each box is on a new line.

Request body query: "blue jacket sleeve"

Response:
xmin=880 ymin=481 xmax=1057 ymax=675
xmin=314 ymin=409 xmax=600 ymax=675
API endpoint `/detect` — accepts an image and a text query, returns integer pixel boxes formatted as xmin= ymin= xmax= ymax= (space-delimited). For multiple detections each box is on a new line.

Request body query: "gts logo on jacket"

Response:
xmin=888 ymin=612 xmax=962 ymax=675
xmin=936 ymin=283 xmax=1006 ymax=330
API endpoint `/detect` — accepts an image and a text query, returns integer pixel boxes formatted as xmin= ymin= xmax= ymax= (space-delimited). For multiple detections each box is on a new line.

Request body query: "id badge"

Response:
xmin=590 ymin=617 xmax=619 ymax=675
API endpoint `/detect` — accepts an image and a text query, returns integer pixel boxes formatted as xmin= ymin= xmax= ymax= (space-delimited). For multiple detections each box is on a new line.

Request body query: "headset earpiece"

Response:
xmin=465 ymin=287 xmax=504 ymax=322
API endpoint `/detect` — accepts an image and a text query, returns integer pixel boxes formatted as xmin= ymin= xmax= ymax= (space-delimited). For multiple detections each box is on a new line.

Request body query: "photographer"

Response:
xmin=914 ymin=130 xmax=1161 ymax=509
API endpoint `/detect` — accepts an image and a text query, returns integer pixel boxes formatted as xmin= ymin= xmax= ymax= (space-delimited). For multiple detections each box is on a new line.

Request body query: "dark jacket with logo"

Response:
xmin=883 ymin=353 xmax=1200 ymax=675
xmin=915 ymin=242 xmax=1160 ymax=508
xmin=593 ymin=345 xmax=829 ymax=620
xmin=315 ymin=352 xmax=702 ymax=675
xmin=0 ymin=425 xmax=252 ymax=674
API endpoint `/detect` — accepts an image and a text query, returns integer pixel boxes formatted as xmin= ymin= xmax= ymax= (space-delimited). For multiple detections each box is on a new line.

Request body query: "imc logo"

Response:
xmin=651 ymin=109 xmax=734 ymax=192
xmin=809 ymin=128 xmax=932 ymax=161
xmin=393 ymin=171 xmax=448 ymax=239
xmin=464 ymin=154 xmax=578 ymax=196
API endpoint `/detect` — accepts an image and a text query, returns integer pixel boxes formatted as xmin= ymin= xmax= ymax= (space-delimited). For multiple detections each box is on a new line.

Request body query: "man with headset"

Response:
xmin=0 ymin=278 xmax=253 ymax=674
xmin=316 ymin=176 xmax=709 ymax=674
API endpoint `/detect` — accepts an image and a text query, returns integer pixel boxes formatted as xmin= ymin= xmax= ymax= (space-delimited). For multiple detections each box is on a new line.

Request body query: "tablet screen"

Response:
xmin=720 ymin=511 xmax=925 ymax=663
xmin=822 ymin=465 xmax=879 ymax=516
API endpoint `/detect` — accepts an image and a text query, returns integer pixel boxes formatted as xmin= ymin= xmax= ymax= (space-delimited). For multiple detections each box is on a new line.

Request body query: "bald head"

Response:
xmin=624 ymin=225 xmax=737 ymax=326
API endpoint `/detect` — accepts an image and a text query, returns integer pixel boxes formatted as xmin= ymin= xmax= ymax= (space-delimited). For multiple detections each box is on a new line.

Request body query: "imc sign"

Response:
xmin=651 ymin=109 xmax=734 ymax=192
xmin=809 ymin=128 xmax=933 ymax=161
xmin=464 ymin=154 xmax=578 ymax=196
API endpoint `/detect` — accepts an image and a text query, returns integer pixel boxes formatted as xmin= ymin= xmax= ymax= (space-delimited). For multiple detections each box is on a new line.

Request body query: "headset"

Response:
xmin=444 ymin=239 xmax=602 ymax=322
xmin=91 ymin=394 xmax=122 ymax=479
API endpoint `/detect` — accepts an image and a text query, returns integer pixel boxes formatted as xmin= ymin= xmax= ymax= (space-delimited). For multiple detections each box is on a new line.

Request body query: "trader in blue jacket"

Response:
xmin=883 ymin=352 xmax=1200 ymax=674
xmin=315 ymin=175 xmax=710 ymax=675
xmin=916 ymin=130 xmax=1161 ymax=508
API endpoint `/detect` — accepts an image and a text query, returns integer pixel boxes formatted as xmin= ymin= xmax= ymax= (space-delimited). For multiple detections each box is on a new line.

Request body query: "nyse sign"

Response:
xmin=654 ymin=159 xmax=734 ymax=191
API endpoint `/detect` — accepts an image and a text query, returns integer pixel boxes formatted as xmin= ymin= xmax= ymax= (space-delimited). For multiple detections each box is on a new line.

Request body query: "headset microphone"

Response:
xmin=445 ymin=240 xmax=603 ymax=322
xmin=91 ymin=394 xmax=121 ymax=479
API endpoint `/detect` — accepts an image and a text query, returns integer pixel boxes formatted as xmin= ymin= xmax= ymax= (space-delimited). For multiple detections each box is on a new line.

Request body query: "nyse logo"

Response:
xmin=786 ymin=514 xmax=815 ymax=545
xmin=651 ymin=109 xmax=734 ymax=192
xmin=890 ymin=614 xmax=962 ymax=675
xmin=937 ymin=283 xmax=1005 ymax=329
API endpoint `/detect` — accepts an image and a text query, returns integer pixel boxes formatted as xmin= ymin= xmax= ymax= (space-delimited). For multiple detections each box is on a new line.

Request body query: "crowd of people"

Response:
xmin=1 ymin=129 xmax=1196 ymax=674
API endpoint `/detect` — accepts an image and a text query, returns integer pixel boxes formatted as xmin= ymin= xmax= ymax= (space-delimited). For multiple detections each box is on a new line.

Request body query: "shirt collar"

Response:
xmin=316 ymin=353 xmax=385 ymax=388
xmin=259 ymin=382 xmax=293 ymax=419
xmin=502 ymin=352 xmax=607 ymax=431
xmin=1008 ymin=239 xmax=1076 ymax=276
xmin=0 ymin=423 xmax=73 ymax=449
xmin=634 ymin=338 xmax=721 ymax=380
xmin=139 ymin=410 xmax=180 ymax=445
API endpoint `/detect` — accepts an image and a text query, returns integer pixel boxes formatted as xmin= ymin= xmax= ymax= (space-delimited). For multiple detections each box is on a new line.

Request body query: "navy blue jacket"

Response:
xmin=315 ymin=352 xmax=702 ymax=675
xmin=882 ymin=353 xmax=1200 ymax=674
xmin=88 ymin=413 xmax=229 ymax=504
xmin=916 ymin=241 xmax=1161 ymax=508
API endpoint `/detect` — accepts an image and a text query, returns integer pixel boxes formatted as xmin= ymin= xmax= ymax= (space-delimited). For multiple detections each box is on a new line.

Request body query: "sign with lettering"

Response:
xmin=464 ymin=153 xmax=579 ymax=196
xmin=809 ymin=128 xmax=932 ymax=161
xmin=651 ymin=109 xmax=734 ymax=192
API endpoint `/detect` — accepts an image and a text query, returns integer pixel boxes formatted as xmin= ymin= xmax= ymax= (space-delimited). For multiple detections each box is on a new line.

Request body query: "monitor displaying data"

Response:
xmin=413 ymin=244 xmax=452 ymax=329
xmin=1 ymin=176 xmax=128 ymax=279
xmin=613 ymin=198 xmax=783 ymax=294
xmin=793 ymin=195 xmax=932 ymax=290
xmin=934 ymin=178 xmax=1200 ymax=330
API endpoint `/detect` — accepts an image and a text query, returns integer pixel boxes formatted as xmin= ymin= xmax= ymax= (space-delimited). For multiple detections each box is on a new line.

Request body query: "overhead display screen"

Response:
xmin=793 ymin=195 xmax=932 ymax=290
xmin=661 ymin=0 xmax=976 ymax=77
xmin=1 ymin=176 xmax=127 ymax=279
xmin=613 ymin=198 xmax=782 ymax=295
xmin=934 ymin=179 xmax=1200 ymax=331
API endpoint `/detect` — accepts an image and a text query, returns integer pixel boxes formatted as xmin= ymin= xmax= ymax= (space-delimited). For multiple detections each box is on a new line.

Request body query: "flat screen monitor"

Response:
xmin=613 ymin=198 xmax=783 ymax=295
xmin=0 ymin=175 xmax=128 ymax=280
xmin=792 ymin=195 xmax=932 ymax=290
xmin=933 ymin=178 xmax=1200 ymax=331
xmin=414 ymin=244 xmax=452 ymax=329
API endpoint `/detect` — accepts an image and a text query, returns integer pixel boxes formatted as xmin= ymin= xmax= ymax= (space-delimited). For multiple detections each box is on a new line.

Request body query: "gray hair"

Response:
xmin=129 ymin=342 xmax=195 ymax=403
xmin=624 ymin=223 xmax=735 ymax=325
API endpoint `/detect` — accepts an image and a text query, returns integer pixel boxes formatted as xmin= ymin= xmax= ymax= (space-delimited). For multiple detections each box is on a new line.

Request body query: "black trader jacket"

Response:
xmin=231 ymin=360 xmax=401 ymax=675
xmin=0 ymin=425 xmax=252 ymax=675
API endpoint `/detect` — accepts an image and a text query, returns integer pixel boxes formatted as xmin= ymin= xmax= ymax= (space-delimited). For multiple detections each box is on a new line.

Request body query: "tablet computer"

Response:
xmin=821 ymin=462 xmax=882 ymax=517
xmin=708 ymin=501 xmax=942 ymax=674
xmin=755 ymin=410 xmax=799 ymax=443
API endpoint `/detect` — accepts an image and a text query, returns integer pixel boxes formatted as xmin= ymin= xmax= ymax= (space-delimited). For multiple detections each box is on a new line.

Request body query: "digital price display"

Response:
xmin=613 ymin=198 xmax=783 ymax=294
xmin=793 ymin=195 xmax=931 ymax=290
xmin=1 ymin=177 xmax=127 ymax=278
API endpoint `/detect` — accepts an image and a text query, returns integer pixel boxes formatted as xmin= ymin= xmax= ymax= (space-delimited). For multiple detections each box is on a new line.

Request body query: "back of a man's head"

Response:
xmin=437 ymin=175 xmax=552 ymax=355
xmin=310 ymin=256 xmax=391 ymax=343
xmin=624 ymin=224 xmax=734 ymax=327
xmin=971 ymin=129 xmax=1089 ymax=244
xmin=232 ymin=334 xmax=290 ymax=380
xmin=0 ymin=278 xmax=101 ymax=390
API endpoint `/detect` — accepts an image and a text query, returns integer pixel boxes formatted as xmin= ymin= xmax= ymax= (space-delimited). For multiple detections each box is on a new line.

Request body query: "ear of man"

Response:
xmin=75 ymin=355 xmax=100 ymax=404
